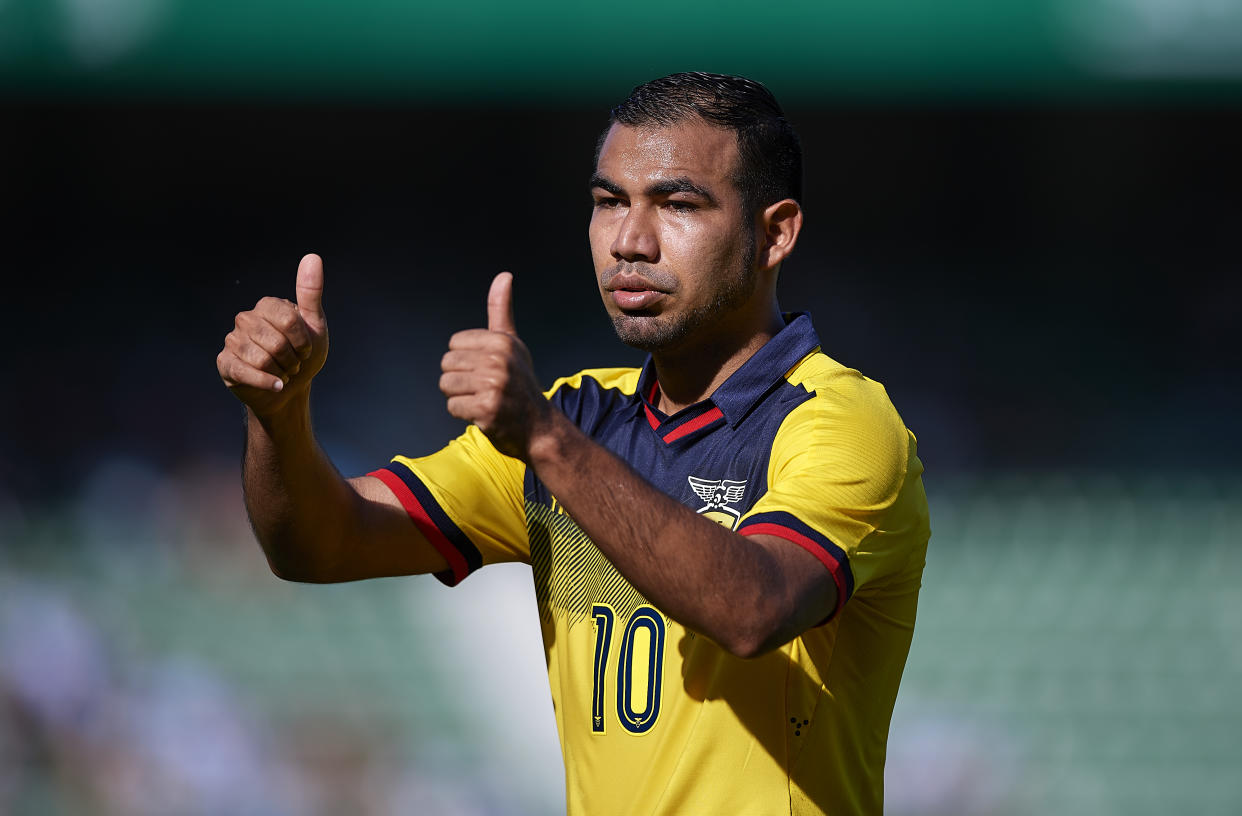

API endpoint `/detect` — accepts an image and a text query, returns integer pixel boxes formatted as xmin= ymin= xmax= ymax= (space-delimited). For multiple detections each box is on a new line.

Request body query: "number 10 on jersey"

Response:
xmin=591 ymin=604 xmax=666 ymax=734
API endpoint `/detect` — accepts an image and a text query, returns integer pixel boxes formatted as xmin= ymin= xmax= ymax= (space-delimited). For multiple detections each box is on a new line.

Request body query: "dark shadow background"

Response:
xmin=2 ymin=101 xmax=1239 ymax=502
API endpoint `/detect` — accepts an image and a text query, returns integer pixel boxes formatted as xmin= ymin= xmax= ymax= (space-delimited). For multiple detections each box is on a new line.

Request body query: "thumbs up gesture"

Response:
xmin=218 ymin=253 xmax=330 ymax=419
xmin=441 ymin=272 xmax=550 ymax=461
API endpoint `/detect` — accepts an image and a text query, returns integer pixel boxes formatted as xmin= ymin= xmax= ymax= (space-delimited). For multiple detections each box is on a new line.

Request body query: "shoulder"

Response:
xmin=787 ymin=351 xmax=906 ymax=432
xmin=774 ymin=351 xmax=914 ymax=485
xmin=544 ymin=367 xmax=641 ymax=399
xmin=544 ymin=367 xmax=642 ymax=429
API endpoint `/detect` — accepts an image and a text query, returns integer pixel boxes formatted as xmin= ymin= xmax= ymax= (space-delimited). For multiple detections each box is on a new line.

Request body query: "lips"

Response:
xmin=603 ymin=271 xmax=670 ymax=311
xmin=611 ymin=289 xmax=665 ymax=310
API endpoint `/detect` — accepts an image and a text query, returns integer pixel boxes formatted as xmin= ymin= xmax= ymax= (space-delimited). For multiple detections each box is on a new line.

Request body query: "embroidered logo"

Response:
xmin=687 ymin=477 xmax=748 ymax=531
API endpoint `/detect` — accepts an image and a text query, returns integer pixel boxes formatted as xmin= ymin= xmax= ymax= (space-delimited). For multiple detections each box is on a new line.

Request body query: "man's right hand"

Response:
xmin=217 ymin=253 xmax=330 ymax=419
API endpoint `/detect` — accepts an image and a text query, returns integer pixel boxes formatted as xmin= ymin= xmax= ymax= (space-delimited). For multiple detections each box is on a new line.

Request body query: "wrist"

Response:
xmin=248 ymin=393 xmax=312 ymax=445
xmin=525 ymin=407 xmax=577 ymax=471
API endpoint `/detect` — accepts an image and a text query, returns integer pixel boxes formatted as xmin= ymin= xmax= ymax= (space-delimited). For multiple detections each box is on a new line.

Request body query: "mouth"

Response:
xmin=603 ymin=271 xmax=671 ymax=312
xmin=609 ymin=288 xmax=666 ymax=311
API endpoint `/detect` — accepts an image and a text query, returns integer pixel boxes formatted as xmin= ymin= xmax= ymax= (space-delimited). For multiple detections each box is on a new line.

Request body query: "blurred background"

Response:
xmin=2 ymin=0 xmax=1241 ymax=813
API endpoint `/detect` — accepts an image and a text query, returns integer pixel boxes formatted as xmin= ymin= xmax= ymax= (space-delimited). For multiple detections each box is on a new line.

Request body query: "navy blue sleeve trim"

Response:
xmin=738 ymin=510 xmax=855 ymax=607
xmin=377 ymin=464 xmax=484 ymax=586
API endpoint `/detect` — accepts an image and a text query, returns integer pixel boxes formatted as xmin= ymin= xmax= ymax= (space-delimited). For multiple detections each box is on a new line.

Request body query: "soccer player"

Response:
xmin=217 ymin=72 xmax=930 ymax=815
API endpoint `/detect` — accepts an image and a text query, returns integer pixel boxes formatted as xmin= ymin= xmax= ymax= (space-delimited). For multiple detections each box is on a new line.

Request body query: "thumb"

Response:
xmin=295 ymin=253 xmax=327 ymax=331
xmin=487 ymin=271 xmax=516 ymax=335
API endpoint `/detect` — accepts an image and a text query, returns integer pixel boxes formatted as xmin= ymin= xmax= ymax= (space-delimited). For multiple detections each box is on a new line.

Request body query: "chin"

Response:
xmin=610 ymin=312 xmax=693 ymax=352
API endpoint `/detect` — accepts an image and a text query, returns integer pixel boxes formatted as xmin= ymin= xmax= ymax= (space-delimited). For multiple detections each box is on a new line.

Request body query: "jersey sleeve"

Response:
xmin=368 ymin=424 xmax=529 ymax=587
xmin=737 ymin=373 xmax=929 ymax=620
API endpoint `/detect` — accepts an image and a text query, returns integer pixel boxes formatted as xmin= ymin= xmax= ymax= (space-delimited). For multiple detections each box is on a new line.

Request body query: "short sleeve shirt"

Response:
xmin=370 ymin=313 xmax=930 ymax=816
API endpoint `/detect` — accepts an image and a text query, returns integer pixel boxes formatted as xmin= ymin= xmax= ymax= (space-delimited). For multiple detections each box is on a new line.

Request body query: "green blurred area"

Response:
xmin=3 ymin=0 xmax=1242 ymax=101
xmin=3 ymin=470 xmax=1239 ymax=814
xmin=890 ymin=473 xmax=1242 ymax=815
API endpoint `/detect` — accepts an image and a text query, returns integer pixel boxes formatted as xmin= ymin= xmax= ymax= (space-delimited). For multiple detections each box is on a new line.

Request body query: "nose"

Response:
xmin=610 ymin=204 xmax=659 ymax=263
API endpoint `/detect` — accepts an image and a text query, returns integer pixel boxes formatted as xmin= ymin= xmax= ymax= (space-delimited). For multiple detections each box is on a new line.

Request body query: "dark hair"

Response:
xmin=598 ymin=72 xmax=803 ymax=216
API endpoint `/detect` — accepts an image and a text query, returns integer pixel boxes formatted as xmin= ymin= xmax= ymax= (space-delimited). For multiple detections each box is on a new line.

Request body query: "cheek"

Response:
xmin=588 ymin=214 xmax=616 ymax=261
xmin=657 ymin=219 xmax=702 ymax=262
xmin=666 ymin=221 xmax=741 ymax=272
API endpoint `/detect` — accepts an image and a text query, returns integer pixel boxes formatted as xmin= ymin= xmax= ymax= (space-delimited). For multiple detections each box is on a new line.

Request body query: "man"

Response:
xmin=217 ymin=72 xmax=930 ymax=815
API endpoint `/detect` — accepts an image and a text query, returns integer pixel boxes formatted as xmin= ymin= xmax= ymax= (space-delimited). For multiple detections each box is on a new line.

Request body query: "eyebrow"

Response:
xmin=589 ymin=173 xmax=718 ymax=206
xmin=588 ymin=174 xmax=624 ymax=197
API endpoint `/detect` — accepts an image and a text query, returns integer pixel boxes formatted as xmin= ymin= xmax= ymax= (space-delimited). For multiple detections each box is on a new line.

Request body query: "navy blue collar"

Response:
xmin=635 ymin=312 xmax=821 ymax=428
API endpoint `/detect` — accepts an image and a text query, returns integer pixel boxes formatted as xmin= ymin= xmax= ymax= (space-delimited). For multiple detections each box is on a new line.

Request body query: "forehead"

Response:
xmin=595 ymin=120 xmax=740 ymax=193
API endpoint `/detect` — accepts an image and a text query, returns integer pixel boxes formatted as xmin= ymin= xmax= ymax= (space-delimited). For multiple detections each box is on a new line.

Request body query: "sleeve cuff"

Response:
xmin=369 ymin=464 xmax=483 ymax=587
xmin=738 ymin=511 xmax=854 ymax=622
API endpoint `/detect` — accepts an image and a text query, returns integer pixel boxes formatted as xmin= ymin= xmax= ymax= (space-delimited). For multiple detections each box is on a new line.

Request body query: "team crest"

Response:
xmin=688 ymin=476 xmax=748 ymax=530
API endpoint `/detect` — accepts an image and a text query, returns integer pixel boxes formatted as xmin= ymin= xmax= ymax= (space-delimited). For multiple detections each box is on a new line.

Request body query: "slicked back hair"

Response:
xmin=598 ymin=72 xmax=803 ymax=217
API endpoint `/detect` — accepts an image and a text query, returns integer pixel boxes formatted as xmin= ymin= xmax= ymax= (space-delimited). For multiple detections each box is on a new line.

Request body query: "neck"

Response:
xmin=650 ymin=304 xmax=785 ymax=415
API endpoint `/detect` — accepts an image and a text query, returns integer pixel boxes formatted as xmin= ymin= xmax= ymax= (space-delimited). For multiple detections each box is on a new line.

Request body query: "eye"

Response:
xmin=663 ymin=200 xmax=698 ymax=212
xmin=593 ymin=196 xmax=624 ymax=209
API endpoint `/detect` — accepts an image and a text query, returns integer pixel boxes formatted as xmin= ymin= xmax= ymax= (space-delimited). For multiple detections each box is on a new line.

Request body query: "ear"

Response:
xmin=755 ymin=199 xmax=803 ymax=272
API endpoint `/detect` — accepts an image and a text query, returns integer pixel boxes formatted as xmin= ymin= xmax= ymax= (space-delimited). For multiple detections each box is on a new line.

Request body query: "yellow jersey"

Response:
xmin=370 ymin=314 xmax=930 ymax=815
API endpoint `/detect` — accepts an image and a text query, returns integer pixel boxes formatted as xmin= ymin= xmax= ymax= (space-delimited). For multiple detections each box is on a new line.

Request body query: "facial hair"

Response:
xmin=608 ymin=229 xmax=758 ymax=353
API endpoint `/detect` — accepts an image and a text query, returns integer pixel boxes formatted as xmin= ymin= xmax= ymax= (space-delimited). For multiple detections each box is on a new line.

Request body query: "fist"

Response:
xmin=218 ymin=253 xmax=330 ymax=418
xmin=440 ymin=272 xmax=549 ymax=460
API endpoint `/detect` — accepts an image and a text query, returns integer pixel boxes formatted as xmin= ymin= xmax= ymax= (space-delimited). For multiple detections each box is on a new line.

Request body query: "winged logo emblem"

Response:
xmin=687 ymin=476 xmax=748 ymax=528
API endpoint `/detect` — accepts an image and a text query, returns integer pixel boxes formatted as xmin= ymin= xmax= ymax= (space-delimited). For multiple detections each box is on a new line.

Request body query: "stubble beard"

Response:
xmin=609 ymin=233 xmax=758 ymax=353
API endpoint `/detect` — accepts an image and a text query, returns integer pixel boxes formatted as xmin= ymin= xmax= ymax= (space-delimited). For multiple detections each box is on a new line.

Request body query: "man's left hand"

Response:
xmin=440 ymin=272 xmax=551 ymax=461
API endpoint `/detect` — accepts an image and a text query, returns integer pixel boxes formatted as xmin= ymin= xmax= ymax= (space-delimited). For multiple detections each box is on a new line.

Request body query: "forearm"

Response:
xmin=439 ymin=272 xmax=832 ymax=652
xmin=527 ymin=413 xmax=829 ymax=657
xmin=242 ymin=397 xmax=366 ymax=581
xmin=223 ymin=255 xmax=449 ymax=582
